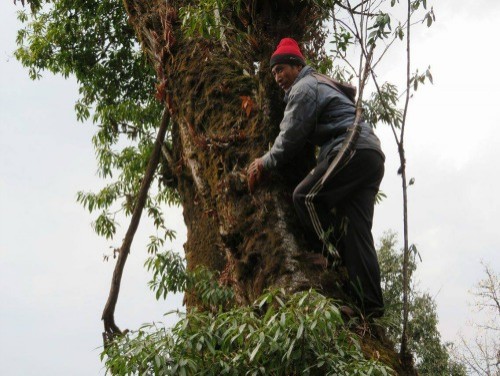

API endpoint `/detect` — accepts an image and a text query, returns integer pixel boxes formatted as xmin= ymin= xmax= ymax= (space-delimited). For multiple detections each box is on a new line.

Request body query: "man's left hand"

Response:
xmin=247 ymin=158 xmax=264 ymax=194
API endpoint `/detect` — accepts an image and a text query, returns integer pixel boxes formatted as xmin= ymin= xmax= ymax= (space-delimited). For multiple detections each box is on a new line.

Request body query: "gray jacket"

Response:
xmin=262 ymin=65 xmax=384 ymax=170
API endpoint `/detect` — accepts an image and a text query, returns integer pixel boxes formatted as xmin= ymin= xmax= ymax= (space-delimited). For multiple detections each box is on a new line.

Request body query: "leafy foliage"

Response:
xmin=363 ymin=83 xmax=403 ymax=129
xmin=377 ymin=233 xmax=466 ymax=375
xmin=103 ymin=284 xmax=392 ymax=375
xmin=145 ymin=251 xmax=235 ymax=308
xmin=179 ymin=0 xmax=244 ymax=40
xmin=15 ymin=0 xmax=442 ymax=374
xmin=410 ymin=66 xmax=433 ymax=91
xmin=452 ymin=263 xmax=499 ymax=375
xmin=15 ymin=0 xmax=177 ymax=240
xmin=106 ymin=248 xmax=395 ymax=374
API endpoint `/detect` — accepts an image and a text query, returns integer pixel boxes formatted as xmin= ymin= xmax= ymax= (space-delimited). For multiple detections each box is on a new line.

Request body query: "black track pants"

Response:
xmin=293 ymin=149 xmax=385 ymax=315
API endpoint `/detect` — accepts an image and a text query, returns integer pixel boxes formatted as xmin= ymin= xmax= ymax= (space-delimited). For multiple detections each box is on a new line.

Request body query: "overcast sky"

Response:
xmin=1 ymin=1 xmax=499 ymax=375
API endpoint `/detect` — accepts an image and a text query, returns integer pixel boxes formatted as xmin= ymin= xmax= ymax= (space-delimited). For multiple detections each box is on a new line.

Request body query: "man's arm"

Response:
xmin=262 ymin=85 xmax=317 ymax=169
xmin=247 ymin=82 xmax=317 ymax=193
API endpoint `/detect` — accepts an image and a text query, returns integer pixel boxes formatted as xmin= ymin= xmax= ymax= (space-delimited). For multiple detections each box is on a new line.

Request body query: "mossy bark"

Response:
xmin=122 ymin=0 xmax=343 ymax=302
xmin=121 ymin=1 xmax=416 ymax=373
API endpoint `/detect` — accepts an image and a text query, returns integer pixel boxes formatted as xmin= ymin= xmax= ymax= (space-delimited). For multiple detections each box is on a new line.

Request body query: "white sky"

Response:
xmin=1 ymin=1 xmax=499 ymax=375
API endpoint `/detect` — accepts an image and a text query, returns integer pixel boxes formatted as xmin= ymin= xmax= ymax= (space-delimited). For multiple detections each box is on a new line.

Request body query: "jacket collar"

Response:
xmin=284 ymin=65 xmax=314 ymax=102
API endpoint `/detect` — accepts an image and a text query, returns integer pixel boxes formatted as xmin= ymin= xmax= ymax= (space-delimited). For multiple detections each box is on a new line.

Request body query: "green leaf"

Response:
xmin=298 ymin=293 xmax=308 ymax=306
xmin=206 ymin=340 xmax=216 ymax=355
xmin=285 ymin=339 xmax=296 ymax=361
xmin=296 ymin=323 xmax=304 ymax=339
xmin=249 ymin=341 xmax=261 ymax=362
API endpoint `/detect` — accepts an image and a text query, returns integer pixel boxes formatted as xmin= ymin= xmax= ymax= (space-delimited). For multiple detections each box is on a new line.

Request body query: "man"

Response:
xmin=247 ymin=38 xmax=385 ymax=317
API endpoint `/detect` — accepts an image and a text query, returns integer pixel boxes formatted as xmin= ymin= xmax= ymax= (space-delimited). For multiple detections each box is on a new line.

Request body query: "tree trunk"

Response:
xmin=122 ymin=0 xmax=346 ymax=304
xmin=121 ymin=1 xmax=413 ymax=373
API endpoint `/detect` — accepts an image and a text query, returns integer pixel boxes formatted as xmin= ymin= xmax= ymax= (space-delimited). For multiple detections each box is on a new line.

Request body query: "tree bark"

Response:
xmin=120 ymin=0 xmax=347 ymax=305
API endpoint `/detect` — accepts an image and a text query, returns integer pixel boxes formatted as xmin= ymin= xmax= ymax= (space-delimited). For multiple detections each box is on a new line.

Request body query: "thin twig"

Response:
xmin=351 ymin=0 xmax=373 ymax=12
xmin=320 ymin=46 xmax=374 ymax=184
xmin=335 ymin=0 xmax=377 ymax=16
xmin=331 ymin=16 xmax=358 ymax=74
xmin=399 ymin=0 xmax=412 ymax=360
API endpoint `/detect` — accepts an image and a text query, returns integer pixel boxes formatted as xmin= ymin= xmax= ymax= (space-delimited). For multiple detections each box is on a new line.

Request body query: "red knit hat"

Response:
xmin=270 ymin=38 xmax=306 ymax=68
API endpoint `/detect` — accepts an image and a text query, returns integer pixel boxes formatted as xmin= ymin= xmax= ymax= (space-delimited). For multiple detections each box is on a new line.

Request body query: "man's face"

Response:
xmin=271 ymin=64 xmax=302 ymax=91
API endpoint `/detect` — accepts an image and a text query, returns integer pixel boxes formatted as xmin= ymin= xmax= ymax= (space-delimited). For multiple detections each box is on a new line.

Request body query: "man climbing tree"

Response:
xmin=14 ymin=0 xmax=437 ymax=372
xmin=248 ymin=38 xmax=385 ymax=319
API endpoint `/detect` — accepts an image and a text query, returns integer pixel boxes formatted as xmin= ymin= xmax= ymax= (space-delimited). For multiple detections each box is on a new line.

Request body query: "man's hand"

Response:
xmin=247 ymin=158 xmax=264 ymax=194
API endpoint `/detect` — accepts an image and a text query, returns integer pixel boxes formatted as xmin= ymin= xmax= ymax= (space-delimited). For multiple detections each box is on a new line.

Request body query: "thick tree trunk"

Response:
xmin=122 ymin=0 xmax=346 ymax=304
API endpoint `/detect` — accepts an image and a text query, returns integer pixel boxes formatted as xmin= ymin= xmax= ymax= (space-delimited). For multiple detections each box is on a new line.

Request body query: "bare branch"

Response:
xmin=101 ymin=108 xmax=170 ymax=341
xmin=372 ymin=28 xmax=405 ymax=70
xmin=473 ymin=263 xmax=500 ymax=316
xmin=350 ymin=0 xmax=373 ymax=12
xmin=320 ymin=46 xmax=374 ymax=185
xmin=459 ymin=334 xmax=489 ymax=374
xmin=335 ymin=0 xmax=377 ymax=16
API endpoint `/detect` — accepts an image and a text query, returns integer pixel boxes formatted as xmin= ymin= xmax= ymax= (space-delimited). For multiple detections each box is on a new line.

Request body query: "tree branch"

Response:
xmin=320 ymin=45 xmax=374 ymax=185
xmin=335 ymin=0 xmax=377 ymax=16
xmin=101 ymin=108 xmax=170 ymax=341
xmin=399 ymin=0 xmax=412 ymax=361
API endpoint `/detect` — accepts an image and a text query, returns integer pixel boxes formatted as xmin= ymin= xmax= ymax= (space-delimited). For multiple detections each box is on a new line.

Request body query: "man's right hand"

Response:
xmin=247 ymin=158 xmax=264 ymax=194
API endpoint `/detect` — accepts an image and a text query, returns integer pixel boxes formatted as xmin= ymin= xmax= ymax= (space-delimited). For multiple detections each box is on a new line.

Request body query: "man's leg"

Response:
xmin=339 ymin=186 xmax=384 ymax=316
xmin=293 ymin=149 xmax=385 ymax=314
xmin=292 ymin=155 xmax=349 ymax=263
